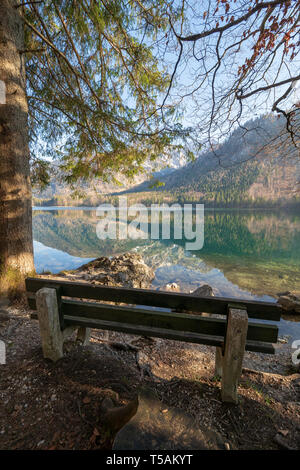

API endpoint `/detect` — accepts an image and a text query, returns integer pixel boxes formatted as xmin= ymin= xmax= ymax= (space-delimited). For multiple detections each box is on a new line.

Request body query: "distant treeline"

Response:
xmin=33 ymin=190 xmax=300 ymax=210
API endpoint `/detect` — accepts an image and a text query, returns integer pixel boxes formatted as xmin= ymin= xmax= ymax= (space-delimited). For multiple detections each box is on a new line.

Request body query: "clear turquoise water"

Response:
xmin=32 ymin=207 xmax=300 ymax=341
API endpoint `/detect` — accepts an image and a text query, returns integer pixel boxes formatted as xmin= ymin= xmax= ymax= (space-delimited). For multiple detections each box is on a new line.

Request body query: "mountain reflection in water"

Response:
xmin=32 ymin=207 xmax=300 ymax=340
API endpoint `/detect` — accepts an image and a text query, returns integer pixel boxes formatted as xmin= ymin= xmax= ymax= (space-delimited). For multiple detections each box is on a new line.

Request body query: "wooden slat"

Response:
xmin=64 ymin=314 xmax=226 ymax=347
xmin=30 ymin=309 xmax=278 ymax=346
xmin=27 ymin=297 xmax=279 ymax=343
xmin=25 ymin=277 xmax=282 ymax=321
xmin=63 ymin=299 xmax=226 ymax=337
xmin=247 ymin=321 xmax=278 ymax=343
xmin=63 ymin=315 xmax=275 ymax=354
xmin=62 ymin=299 xmax=278 ymax=343
xmin=29 ymin=311 xmax=275 ymax=354
xmin=245 ymin=340 xmax=275 ymax=355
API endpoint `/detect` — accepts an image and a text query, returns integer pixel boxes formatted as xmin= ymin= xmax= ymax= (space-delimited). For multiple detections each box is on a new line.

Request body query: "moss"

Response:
xmin=0 ymin=267 xmax=36 ymax=301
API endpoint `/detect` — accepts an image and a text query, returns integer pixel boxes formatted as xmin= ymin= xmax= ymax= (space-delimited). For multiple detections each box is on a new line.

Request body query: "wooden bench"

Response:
xmin=26 ymin=277 xmax=282 ymax=404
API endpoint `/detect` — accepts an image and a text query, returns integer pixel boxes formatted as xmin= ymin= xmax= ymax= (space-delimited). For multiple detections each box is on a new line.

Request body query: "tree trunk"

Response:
xmin=0 ymin=0 xmax=34 ymax=278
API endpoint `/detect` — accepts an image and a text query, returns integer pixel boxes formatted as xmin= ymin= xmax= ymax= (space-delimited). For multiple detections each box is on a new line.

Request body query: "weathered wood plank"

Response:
xmin=63 ymin=299 xmax=227 ymax=336
xmin=245 ymin=340 xmax=275 ymax=354
xmin=35 ymin=288 xmax=75 ymax=362
xmin=64 ymin=314 xmax=225 ymax=347
xmin=35 ymin=288 xmax=63 ymax=362
xmin=215 ymin=347 xmax=223 ymax=377
xmin=247 ymin=321 xmax=278 ymax=343
xmin=61 ymin=299 xmax=278 ymax=343
xmin=29 ymin=297 xmax=278 ymax=342
xmin=63 ymin=314 xmax=275 ymax=354
xmin=221 ymin=308 xmax=248 ymax=403
xmin=76 ymin=326 xmax=91 ymax=345
xmin=30 ymin=311 xmax=275 ymax=354
xmin=26 ymin=277 xmax=282 ymax=320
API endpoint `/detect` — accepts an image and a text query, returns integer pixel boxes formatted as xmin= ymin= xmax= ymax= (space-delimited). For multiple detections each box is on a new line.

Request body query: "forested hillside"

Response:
xmin=33 ymin=115 xmax=300 ymax=209
xmin=126 ymin=115 xmax=300 ymax=208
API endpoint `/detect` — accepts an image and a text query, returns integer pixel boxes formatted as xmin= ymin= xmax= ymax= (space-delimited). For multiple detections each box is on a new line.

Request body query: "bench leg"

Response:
xmin=36 ymin=287 xmax=65 ymax=362
xmin=36 ymin=287 xmax=76 ymax=362
xmin=221 ymin=308 xmax=248 ymax=404
xmin=76 ymin=327 xmax=91 ymax=345
xmin=215 ymin=346 xmax=223 ymax=378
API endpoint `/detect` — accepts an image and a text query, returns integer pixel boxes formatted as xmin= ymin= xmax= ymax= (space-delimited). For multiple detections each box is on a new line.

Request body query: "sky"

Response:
xmin=146 ymin=1 xmax=300 ymax=147
xmin=29 ymin=0 xmax=300 ymax=168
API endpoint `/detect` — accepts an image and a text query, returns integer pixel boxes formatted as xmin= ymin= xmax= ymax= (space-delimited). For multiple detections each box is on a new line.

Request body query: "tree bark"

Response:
xmin=0 ymin=0 xmax=34 ymax=277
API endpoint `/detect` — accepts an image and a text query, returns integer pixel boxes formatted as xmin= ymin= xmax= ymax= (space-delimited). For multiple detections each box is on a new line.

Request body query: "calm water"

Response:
xmin=32 ymin=207 xmax=300 ymax=340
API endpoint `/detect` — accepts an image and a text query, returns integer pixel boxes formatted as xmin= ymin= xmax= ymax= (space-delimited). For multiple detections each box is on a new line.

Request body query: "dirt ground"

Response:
xmin=0 ymin=300 xmax=299 ymax=451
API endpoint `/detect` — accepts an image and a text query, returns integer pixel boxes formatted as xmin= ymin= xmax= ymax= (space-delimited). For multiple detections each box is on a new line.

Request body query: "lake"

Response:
xmin=32 ymin=207 xmax=300 ymax=341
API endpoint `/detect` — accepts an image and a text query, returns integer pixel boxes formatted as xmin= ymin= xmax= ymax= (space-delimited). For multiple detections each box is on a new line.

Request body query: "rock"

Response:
xmin=192 ymin=284 xmax=214 ymax=297
xmin=277 ymin=292 xmax=300 ymax=314
xmin=175 ymin=284 xmax=214 ymax=315
xmin=277 ymin=291 xmax=291 ymax=297
xmin=158 ymin=283 xmax=180 ymax=292
xmin=278 ymin=336 xmax=290 ymax=344
xmin=56 ymin=253 xmax=155 ymax=289
xmin=113 ymin=388 xmax=224 ymax=450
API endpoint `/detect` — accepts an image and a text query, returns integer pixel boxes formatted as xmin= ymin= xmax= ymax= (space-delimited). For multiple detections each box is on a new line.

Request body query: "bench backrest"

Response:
xmin=26 ymin=277 xmax=282 ymax=355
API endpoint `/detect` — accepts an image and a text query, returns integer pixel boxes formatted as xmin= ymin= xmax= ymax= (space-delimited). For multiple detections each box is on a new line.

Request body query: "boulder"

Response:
xmin=113 ymin=388 xmax=224 ymax=450
xmin=277 ymin=292 xmax=300 ymax=314
xmin=191 ymin=284 xmax=214 ymax=297
xmin=174 ymin=284 xmax=214 ymax=315
xmin=51 ymin=252 xmax=155 ymax=289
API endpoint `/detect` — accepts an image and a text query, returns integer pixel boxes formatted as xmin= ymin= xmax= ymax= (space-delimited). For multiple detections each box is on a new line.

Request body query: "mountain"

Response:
xmin=33 ymin=115 xmax=300 ymax=208
xmin=33 ymin=151 xmax=186 ymax=205
xmin=125 ymin=115 xmax=300 ymax=207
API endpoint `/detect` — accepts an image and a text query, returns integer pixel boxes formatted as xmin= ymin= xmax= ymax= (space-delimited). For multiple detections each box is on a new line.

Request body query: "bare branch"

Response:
xmin=236 ymin=74 xmax=300 ymax=100
xmin=175 ymin=1 xmax=285 ymax=42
